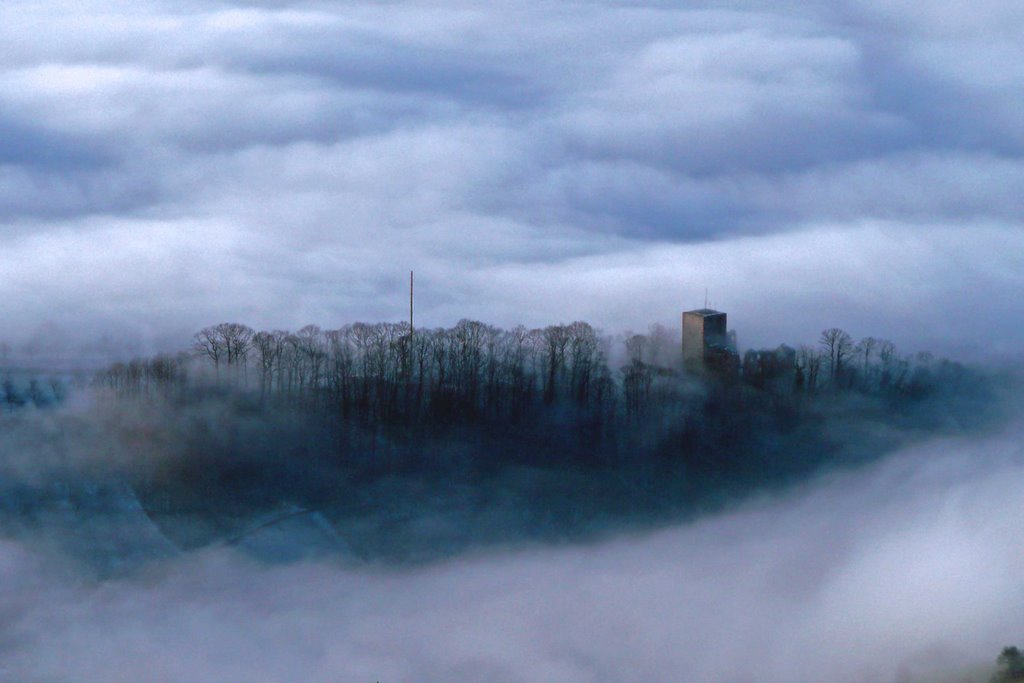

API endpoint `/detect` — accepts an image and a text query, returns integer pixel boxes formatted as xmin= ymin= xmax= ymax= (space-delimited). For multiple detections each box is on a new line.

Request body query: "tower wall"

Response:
xmin=682 ymin=309 xmax=728 ymax=368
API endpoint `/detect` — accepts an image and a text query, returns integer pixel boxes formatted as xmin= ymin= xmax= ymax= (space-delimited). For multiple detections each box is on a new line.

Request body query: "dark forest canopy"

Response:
xmin=94 ymin=319 xmax=973 ymax=420
xmin=44 ymin=318 xmax=994 ymax=563
xmin=0 ymin=318 xmax=1003 ymax=569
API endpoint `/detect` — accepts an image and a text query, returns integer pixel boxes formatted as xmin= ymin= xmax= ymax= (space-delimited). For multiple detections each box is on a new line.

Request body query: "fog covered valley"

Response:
xmin=1 ymin=320 xmax=1021 ymax=682
xmin=2 ymin=319 xmax=1004 ymax=565
xmin=4 ymin=0 xmax=1024 ymax=677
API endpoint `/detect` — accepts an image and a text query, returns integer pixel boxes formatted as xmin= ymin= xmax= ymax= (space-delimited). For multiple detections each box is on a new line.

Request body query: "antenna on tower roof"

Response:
xmin=704 ymin=288 xmax=709 ymax=309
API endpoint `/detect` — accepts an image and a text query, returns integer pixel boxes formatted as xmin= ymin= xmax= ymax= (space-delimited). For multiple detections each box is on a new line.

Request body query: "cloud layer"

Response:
xmin=0 ymin=0 xmax=1021 ymax=358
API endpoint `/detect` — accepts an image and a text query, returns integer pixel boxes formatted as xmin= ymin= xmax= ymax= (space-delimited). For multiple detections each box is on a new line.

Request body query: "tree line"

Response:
xmin=85 ymin=319 xmax=993 ymax=558
xmin=0 ymin=371 xmax=68 ymax=414
xmin=93 ymin=319 xmax=968 ymax=431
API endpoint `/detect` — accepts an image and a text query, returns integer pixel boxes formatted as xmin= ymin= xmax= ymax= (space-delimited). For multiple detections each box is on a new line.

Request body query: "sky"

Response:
xmin=3 ymin=412 xmax=1024 ymax=682
xmin=1 ymin=0 xmax=1023 ymax=359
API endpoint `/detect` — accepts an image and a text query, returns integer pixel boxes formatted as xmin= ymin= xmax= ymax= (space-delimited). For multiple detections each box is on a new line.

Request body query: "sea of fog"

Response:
xmin=1 ymin=405 xmax=1023 ymax=682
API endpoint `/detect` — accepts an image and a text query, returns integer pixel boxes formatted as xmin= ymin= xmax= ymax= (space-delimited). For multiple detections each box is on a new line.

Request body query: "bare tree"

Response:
xmin=819 ymin=328 xmax=853 ymax=384
xmin=218 ymin=323 xmax=255 ymax=370
xmin=877 ymin=339 xmax=897 ymax=390
xmin=797 ymin=345 xmax=823 ymax=393
xmin=451 ymin=319 xmax=492 ymax=410
xmin=568 ymin=321 xmax=599 ymax=403
xmin=296 ymin=325 xmax=327 ymax=395
xmin=193 ymin=322 xmax=254 ymax=382
xmin=253 ymin=330 xmax=285 ymax=396
xmin=856 ymin=336 xmax=877 ymax=389
xmin=542 ymin=324 xmax=570 ymax=403
xmin=646 ymin=323 xmax=676 ymax=368
xmin=502 ymin=325 xmax=534 ymax=410
xmin=193 ymin=326 xmax=225 ymax=375
xmin=624 ymin=333 xmax=648 ymax=365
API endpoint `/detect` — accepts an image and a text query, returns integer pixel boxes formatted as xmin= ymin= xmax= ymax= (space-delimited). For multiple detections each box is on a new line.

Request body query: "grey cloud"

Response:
xmin=239 ymin=36 xmax=546 ymax=109
xmin=0 ymin=114 xmax=111 ymax=171
xmin=557 ymin=30 xmax=903 ymax=172
xmin=0 ymin=0 xmax=1020 ymax=358
xmin=749 ymin=152 xmax=1024 ymax=224
xmin=0 ymin=164 xmax=161 ymax=222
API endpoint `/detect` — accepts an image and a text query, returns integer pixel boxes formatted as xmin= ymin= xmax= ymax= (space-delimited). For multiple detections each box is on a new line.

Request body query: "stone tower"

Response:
xmin=682 ymin=308 xmax=728 ymax=369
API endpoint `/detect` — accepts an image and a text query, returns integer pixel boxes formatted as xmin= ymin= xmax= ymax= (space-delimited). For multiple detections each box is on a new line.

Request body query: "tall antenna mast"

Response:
xmin=409 ymin=270 xmax=414 ymax=336
xmin=704 ymin=287 xmax=709 ymax=309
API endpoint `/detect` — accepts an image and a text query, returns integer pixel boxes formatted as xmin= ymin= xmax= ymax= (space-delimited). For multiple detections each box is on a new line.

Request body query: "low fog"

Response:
xmin=3 ymin=1 xmax=1024 ymax=678
xmin=1 ymin=389 xmax=1022 ymax=682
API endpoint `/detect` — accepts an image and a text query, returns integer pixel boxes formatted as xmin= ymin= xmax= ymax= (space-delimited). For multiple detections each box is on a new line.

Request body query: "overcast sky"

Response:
xmin=1 ymin=0 xmax=1022 ymax=358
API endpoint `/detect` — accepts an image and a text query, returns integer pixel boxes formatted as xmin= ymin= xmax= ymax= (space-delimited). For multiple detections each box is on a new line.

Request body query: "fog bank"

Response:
xmin=2 ymin=414 xmax=1022 ymax=682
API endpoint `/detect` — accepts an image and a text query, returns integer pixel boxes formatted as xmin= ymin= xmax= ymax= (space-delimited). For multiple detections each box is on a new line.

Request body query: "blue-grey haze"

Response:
xmin=2 ymin=409 xmax=1023 ymax=682
xmin=2 ymin=5 xmax=1024 ymax=679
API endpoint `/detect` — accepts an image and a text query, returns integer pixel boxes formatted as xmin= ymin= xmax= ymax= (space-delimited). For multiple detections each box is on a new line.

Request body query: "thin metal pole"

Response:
xmin=410 ymin=270 xmax=414 ymax=336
